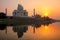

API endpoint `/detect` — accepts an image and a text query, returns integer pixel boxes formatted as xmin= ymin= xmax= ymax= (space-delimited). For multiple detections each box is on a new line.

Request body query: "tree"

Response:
xmin=0 ymin=12 xmax=7 ymax=19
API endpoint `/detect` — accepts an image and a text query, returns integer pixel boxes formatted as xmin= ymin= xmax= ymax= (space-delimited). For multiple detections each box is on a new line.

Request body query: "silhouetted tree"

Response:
xmin=0 ymin=12 xmax=7 ymax=19
xmin=0 ymin=24 xmax=6 ymax=30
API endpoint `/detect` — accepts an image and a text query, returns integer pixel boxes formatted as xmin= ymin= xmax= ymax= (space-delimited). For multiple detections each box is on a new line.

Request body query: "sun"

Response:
xmin=44 ymin=12 xmax=48 ymax=17
xmin=42 ymin=7 xmax=50 ymax=17
xmin=42 ymin=10 xmax=49 ymax=17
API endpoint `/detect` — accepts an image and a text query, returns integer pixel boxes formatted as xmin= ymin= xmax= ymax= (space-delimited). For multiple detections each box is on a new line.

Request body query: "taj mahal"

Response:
xmin=13 ymin=4 xmax=28 ymax=17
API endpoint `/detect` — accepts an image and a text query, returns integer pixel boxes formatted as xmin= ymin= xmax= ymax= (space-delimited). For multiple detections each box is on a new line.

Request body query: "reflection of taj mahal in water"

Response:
xmin=0 ymin=21 xmax=52 ymax=38
xmin=12 ymin=23 xmax=50 ymax=38
xmin=13 ymin=25 xmax=28 ymax=38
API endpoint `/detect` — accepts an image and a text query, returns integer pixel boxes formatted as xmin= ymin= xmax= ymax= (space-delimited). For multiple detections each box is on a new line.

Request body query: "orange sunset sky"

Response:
xmin=0 ymin=0 xmax=60 ymax=19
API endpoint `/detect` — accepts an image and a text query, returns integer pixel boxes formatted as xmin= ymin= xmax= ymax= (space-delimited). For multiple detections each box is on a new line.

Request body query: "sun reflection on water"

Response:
xmin=45 ymin=25 xmax=48 ymax=29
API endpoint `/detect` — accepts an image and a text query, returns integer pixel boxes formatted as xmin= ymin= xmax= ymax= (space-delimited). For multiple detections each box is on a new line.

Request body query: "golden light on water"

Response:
xmin=45 ymin=25 xmax=48 ymax=29
xmin=35 ymin=25 xmax=55 ymax=37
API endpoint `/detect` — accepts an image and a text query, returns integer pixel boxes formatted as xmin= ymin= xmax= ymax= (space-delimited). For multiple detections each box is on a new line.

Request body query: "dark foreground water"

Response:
xmin=0 ymin=22 xmax=60 ymax=40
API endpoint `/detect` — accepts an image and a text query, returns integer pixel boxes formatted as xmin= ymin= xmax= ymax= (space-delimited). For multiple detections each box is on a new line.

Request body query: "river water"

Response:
xmin=0 ymin=22 xmax=60 ymax=40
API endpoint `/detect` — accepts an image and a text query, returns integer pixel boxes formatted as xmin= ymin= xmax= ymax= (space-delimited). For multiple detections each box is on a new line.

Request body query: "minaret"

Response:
xmin=33 ymin=26 xmax=35 ymax=33
xmin=33 ymin=8 xmax=35 ymax=16
xmin=33 ymin=8 xmax=36 ymax=33
xmin=5 ymin=8 xmax=7 ymax=16
xmin=5 ymin=27 xmax=7 ymax=34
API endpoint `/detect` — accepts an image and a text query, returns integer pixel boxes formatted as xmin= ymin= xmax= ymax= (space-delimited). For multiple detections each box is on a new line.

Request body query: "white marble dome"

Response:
xmin=17 ymin=4 xmax=23 ymax=11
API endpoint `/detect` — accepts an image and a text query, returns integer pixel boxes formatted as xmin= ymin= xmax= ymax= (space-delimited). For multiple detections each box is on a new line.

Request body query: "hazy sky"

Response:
xmin=0 ymin=0 xmax=60 ymax=19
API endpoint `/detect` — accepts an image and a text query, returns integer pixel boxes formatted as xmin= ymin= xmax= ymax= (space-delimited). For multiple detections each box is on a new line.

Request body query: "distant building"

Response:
xmin=13 ymin=4 xmax=28 ymax=17
xmin=32 ymin=14 xmax=41 ymax=19
xmin=32 ymin=9 xmax=41 ymax=19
